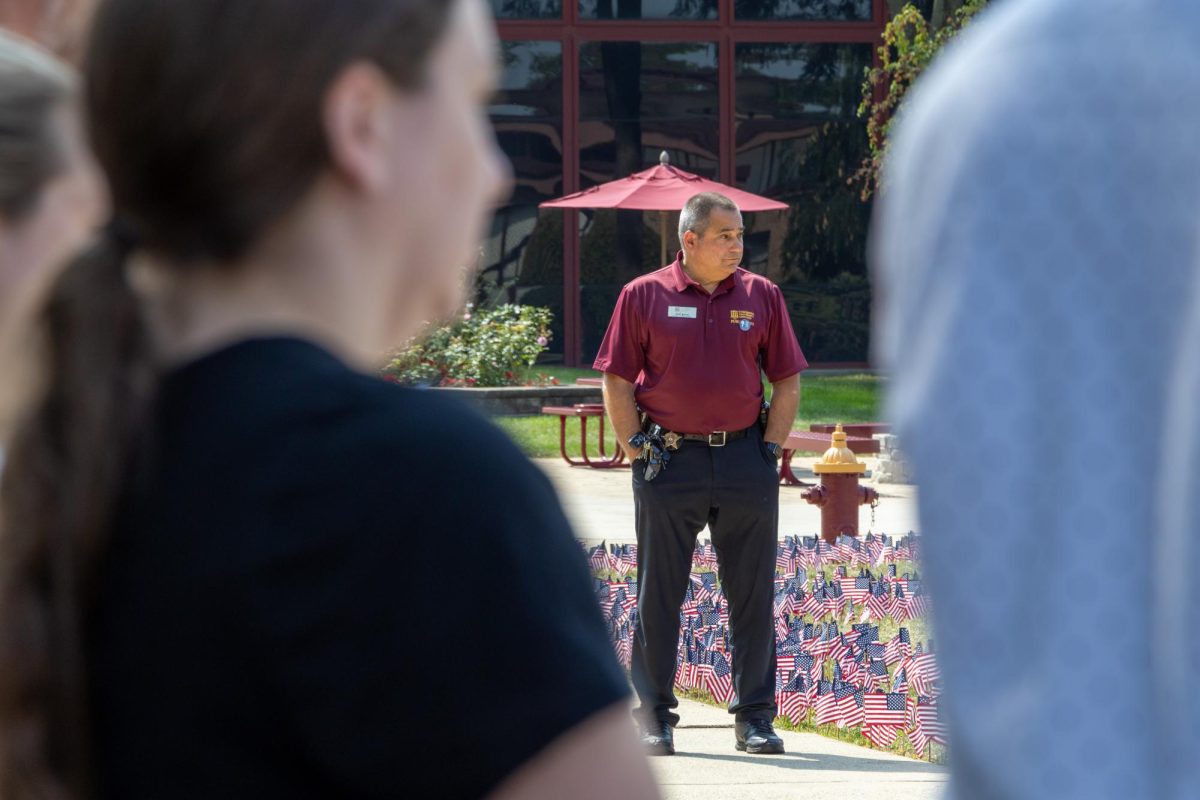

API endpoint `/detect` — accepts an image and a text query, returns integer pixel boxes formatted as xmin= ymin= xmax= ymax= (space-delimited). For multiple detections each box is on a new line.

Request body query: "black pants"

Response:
xmin=630 ymin=425 xmax=779 ymax=726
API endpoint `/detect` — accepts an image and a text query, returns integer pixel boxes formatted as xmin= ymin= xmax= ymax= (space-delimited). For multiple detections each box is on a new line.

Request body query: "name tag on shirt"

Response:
xmin=667 ymin=306 xmax=698 ymax=319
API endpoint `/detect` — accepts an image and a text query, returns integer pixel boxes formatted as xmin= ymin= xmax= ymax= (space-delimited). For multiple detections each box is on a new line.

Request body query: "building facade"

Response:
xmin=484 ymin=0 xmax=888 ymax=366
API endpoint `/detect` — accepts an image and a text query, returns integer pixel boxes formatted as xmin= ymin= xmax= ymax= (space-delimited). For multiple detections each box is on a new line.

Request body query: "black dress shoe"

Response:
xmin=639 ymin=720 xmax=675 ymax=756
xmin=735 ymin=718 xmax=785 ymax=754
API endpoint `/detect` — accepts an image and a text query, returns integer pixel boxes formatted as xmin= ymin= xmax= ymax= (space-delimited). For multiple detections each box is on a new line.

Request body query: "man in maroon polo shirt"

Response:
xmin=594 ymin=191 xmax=807 ymax=756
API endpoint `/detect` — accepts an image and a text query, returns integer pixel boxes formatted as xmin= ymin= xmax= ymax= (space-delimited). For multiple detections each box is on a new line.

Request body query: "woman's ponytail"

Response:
xmin=0 ymin=229 xmax=154 ymax=800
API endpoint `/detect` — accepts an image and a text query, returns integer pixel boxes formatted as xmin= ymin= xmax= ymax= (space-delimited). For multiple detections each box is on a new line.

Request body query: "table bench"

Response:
xmin=808 ymin=422 xmax=892 ymax=438
xmin=779 ymin=430 xmax=881 ymax=486
xmin=541 ymin=403 xmax=628 ymax=469
xmin=575 ymin=377 xmax=603 ymax=387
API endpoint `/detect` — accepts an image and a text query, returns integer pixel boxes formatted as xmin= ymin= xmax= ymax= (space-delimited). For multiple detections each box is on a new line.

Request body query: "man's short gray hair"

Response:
xmin=678 ymin=192 xmax=741 ymax=247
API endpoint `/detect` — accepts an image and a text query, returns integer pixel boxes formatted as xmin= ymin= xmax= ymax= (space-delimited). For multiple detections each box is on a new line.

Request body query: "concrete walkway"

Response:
xmin=651 ymin=698 xmax=947 ymax=800
xmin=534 ymin=455 xmax=921 ymax=546
xmin=533 ymin=457 xmax=943 ymax=798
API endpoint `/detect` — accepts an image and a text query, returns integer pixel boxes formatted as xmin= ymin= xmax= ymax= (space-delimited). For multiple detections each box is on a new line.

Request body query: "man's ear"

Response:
xmin=322 ymin=62 xmax=398 ymax=193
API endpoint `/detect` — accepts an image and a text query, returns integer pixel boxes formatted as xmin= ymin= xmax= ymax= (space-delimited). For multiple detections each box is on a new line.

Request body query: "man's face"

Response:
xmin=684 ymin=207 xmax=744 ymax=280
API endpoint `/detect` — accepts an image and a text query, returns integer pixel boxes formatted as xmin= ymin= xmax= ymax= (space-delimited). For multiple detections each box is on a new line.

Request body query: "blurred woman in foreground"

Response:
xmin=0 ymin=1 xmax=657 ymax=798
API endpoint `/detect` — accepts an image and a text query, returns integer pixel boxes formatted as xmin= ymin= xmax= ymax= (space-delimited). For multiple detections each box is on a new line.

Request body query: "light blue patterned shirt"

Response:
xmin=874 ymin=1 xmax=1200 ymax=797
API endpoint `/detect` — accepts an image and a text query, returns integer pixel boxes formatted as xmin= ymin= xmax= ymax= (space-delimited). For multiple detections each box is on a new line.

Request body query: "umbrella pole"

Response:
xmin=660 ymin=210 xmax=668 ymax=267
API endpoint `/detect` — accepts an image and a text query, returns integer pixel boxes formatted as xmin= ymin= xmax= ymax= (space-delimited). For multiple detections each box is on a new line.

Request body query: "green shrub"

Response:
xmin=383 ymin=304 xmax=554 ymax=387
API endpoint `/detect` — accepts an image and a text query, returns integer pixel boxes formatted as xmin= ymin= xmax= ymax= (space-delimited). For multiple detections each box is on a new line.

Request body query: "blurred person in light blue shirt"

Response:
xmin=874 ymin=1 xmax=1200 ymax=798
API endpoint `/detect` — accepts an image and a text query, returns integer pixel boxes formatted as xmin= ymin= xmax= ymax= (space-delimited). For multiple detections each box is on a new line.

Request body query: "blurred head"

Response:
xmin=0 ymin=0 xmax=98 ymax=64
xmin=0 ymin=30 xmax=104 ymax=433
xmin=88 ymin=0 xmax=510 ymax=350
xmin=679 ymin=192 xmax=743 ymax=283
xmin=0 ymin=2 xmax=509 ymax=797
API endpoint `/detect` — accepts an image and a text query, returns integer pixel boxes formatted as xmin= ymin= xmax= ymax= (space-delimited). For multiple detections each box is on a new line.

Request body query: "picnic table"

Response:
xmin=540 ymin=403 xmax=628 ymax=468
xmin=808 ymin=422 xmax=891 ymax=438
xmin=543 ymin=401 xmax=888 ymax=483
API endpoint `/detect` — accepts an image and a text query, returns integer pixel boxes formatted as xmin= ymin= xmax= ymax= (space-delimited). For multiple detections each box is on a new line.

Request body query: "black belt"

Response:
xmin=651 ymin=425 xmax=753 ymax=449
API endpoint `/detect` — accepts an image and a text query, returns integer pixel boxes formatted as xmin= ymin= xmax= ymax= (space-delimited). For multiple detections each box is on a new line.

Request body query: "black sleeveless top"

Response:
xmin=89 ymin=337 xmax=627 ymax=799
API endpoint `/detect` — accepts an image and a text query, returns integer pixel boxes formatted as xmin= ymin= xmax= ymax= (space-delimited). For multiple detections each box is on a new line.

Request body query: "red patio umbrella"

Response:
xmin=540 ymin=151 xmax=789 ymax=267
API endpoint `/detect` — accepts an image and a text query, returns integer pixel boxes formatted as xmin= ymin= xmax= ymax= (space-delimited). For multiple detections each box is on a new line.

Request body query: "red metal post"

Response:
xmin=718 ymin=0 xmax=735 ymax=186
xmin=561 ymin=26 xmax=581 ymax=366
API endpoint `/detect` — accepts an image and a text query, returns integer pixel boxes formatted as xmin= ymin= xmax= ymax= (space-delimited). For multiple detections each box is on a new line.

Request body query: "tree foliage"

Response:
xmin=854 ymin=0 xmax=989 ymax=199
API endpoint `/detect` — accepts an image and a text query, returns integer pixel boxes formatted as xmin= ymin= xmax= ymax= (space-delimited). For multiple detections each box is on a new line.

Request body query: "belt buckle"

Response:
xmin=708 ymin=431 xmax=727 ymax=447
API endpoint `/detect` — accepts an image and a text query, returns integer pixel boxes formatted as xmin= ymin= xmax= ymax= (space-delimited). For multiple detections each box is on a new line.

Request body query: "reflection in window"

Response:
xmin=577 ymin=40 xmax=718 ymax=361
xmin=736 ymin=43 xmax=873 ymax=361
xmin=481 ymin=41 xmax=565 ymax=359
xmin=734 ymin=0 xmax=871 ymax=21
xmin=491 ymin=0 xmax=562 ymax=18
xmin=580 ymin=0 xmax=717 ymax=19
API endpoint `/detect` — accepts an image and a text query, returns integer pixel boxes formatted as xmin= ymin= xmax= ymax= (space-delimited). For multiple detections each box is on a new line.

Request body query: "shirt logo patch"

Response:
xmin=668 ymin=305 xmax=698 ymax=319
xmin=731 ymin=310 xmax=755 ymax=330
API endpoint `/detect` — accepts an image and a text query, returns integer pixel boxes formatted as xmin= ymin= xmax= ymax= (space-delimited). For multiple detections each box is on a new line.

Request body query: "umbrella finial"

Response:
xmin=659 ymin=150 xmax=670 ymax=167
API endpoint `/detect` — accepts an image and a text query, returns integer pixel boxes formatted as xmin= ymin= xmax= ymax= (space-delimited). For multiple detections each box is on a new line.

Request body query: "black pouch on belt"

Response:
xmin=643 ymin=422 xmax=671 ymax=481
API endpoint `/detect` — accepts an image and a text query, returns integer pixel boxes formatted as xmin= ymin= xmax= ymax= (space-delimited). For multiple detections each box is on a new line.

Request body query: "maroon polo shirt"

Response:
xmin=593 ymin=253 xmax=808 ymax=435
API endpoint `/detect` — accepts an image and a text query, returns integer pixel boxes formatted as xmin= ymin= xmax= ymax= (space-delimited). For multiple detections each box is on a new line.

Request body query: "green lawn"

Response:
xmin=493 ymin=373 xmax=884 ymax=458
xmin=515 ymin=365 xmax=603 ymax=385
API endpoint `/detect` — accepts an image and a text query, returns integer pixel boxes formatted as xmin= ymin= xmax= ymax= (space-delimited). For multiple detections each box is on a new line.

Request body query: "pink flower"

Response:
xmin=536 ymin=336 xmax=548 ymax=347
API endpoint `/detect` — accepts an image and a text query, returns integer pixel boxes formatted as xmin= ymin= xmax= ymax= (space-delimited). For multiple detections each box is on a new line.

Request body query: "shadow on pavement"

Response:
xmin=673 ymin=750 xmax=945 ymax=774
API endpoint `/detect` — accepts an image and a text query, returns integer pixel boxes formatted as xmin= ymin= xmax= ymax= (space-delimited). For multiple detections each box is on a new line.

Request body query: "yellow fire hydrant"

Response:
xmin=802 ymin=424 xmax=879 ymax=544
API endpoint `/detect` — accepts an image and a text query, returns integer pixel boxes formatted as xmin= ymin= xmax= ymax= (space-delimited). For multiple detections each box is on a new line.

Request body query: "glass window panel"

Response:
xmin=577 ymin=41 xmax=718 ymax=362
xmin=736 ymin=43 xmax=873 ymax=362
xmin=734 ymin=0 xmax=871 ymax=22
xmin=480 ymin=42 xmax=566 ymax=359
xmin=491 ymin=0 xmax=562 ymax=18
xmin=580 ymin=0 xmax=717 ymax=19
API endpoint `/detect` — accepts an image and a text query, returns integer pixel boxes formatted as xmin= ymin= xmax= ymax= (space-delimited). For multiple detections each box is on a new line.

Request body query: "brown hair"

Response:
xmin=0 ymin=29 xmax=72 ymax=220
xmin=0 ymin=1 xmax=457 ymax=797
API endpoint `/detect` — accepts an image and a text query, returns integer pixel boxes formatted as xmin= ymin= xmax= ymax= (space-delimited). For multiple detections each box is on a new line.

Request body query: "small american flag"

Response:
xmin=813 ymin=680 xmax=838 ymax=726
xmin=778 ymin=673 xmax=808 ymax=725
xmin=855 ymin=624 xmax=879 ymax=645
xmin=863 ymin=723 xmax=900 ymax=749
xmin=866 ymin=583 xmax=892 ymax=621
xmin=834 ymin=680 xmax=859 ymax=729
xmin=796 ymin=652 xmax=817 ymax=680
xmin=867 ymin=658 xmax=890 ymax=691
xmin=707 ymin=652 xmax=735 ymax=705
xmin=863 ymin=691 xmax=908 ymax=728
xmin=906 ymin=590 xmax=931 ymax=620
xmin=909 ymin=649 xmax=941 ymax=698
xmin=884 ymin=628 xmax=910 ymax=664
xmin=801 ymin=590 xmax=825 ymax=620
xmin=588 ymin=543 xmax=611 ymax=573
xmin=910 ymin=698 xmax=945 ymax=757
